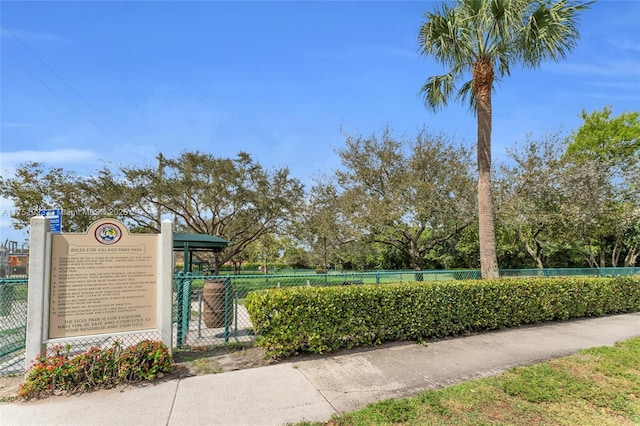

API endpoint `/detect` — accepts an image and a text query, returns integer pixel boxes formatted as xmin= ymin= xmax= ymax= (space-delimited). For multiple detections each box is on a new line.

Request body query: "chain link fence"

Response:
xmin=3 ymin=267 xmax=639 ymax=374
xmin=500 ymin=267 xmax=640 ymax=278
xmin=0 ymin=279 xmax=28 ymax=374
xmin=1 ymin=275 xmax=165 ymax=375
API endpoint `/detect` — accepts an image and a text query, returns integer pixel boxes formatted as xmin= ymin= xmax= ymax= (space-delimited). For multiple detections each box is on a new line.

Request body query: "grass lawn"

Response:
xmin=298 ymin=337 xmax=640 ymax=425
xmin=185 ymin=271 xmax=455 ymax=292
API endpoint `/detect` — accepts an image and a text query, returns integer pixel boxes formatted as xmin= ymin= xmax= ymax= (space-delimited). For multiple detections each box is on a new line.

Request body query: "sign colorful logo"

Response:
xmin=94 ymin=222 xmax=122 ymax=245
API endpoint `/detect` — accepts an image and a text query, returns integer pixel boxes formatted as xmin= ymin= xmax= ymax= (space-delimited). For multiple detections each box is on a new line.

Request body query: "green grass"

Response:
xmin=183 ymin=271 xmax=459 ymax=293
xmin=301 ymin=337 xmax=640 ymax=426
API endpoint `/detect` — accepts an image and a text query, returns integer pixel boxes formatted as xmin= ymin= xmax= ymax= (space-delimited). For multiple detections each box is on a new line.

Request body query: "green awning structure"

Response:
xmin=173 ymin=233 xmax=230 ymax=272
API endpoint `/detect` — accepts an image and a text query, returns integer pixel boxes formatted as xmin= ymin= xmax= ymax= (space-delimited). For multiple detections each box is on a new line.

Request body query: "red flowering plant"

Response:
xmin=19 ymin=340 xmax=173 ymax=399
xmin=118 ymin=340 xmax=173 ymax=381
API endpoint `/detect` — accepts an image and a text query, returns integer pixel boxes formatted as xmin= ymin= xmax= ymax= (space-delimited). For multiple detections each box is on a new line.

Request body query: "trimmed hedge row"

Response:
xmin=245 ymin=276 xmax=640 ymax=358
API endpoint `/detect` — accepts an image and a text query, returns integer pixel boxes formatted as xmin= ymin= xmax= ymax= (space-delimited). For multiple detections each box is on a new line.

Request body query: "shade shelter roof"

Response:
xmin=173 ymin=233 xmax=229 ymax=251
xmin=173 ymin=233 xmax=230 ymax=272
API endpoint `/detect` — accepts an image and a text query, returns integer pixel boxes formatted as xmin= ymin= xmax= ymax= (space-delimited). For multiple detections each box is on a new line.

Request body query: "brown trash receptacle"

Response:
xmin=203 ymin=279 xmax=233 ymax=328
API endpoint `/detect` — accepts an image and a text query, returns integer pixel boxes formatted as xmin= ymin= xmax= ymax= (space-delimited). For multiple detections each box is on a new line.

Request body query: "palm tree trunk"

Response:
xmin=474 ymin=60 xmax=500 ymax=279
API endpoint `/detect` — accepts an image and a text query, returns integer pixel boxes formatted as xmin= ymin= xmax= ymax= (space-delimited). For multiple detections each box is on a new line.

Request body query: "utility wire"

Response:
xmin=4 ymin=69 xmax=111 ymax=148
xmin=1 ymin=48 xmax=113 ymax=139
xmin=0 ymin=22 xmax=136 ymax=144
xmin=1 ymin=69 xmax=74 ymax=126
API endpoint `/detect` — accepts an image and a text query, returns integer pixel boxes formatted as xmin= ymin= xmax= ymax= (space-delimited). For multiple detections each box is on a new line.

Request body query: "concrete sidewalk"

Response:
xmin=1 ymin=313 xmax=639 ymax=426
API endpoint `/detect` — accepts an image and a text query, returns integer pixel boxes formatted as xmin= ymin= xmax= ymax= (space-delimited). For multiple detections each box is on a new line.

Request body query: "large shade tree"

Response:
xmin=563 ymin=107 xmax=640 ymax=267
xmin=331 ymin=129 xmax=476 ymax=271
xmin=497 ymin=132 xmax=568 ymax=269
xmin=0 ymin=162 xmax=130 ymax=233
xmin=300 ymin=181 xmax=362 ymax=272
xmin=418 ymin=0 xmax=591 ymax=278
xmin=1 ymin=152 xmax=304 ymax=275
xmin=116 ymin=151 xmax=304 ymax=274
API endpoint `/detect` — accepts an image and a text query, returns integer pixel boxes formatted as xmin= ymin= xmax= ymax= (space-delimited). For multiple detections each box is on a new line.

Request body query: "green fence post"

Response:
xmin=224 ymin=276 xmax=231 ymax=343
xmin=175 ymin=272 xmax=182 ymax=346
xmin=177 ymin=273 xmax=192 ymax=348
xmin=184 ymin=274 xmax=192 ymax=345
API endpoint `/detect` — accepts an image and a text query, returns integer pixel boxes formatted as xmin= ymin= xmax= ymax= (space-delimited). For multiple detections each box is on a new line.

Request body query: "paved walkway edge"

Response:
xmin=0 ymin=313 xmax=638 ymax=426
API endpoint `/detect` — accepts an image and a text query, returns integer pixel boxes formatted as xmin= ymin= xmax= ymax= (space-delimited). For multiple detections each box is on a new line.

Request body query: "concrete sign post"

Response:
xmin=26 ymin=217 xmax=173 ymax=370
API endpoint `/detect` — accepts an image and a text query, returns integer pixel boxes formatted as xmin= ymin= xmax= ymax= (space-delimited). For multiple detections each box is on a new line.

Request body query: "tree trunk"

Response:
xmin=212 ymin=254 xmax=220 ymax=275
xmin=410 ymin=244 xmax=423 ymax=271
xmin=584 ymin=245 xmax=598 ymax=268
xmin=517 ymin=228 xmax=544 ymax=269
xmin=611 ymin=236 xmax=622 ymax=267
xmin=624 ymin=243 xmax=638 ymax=267
xmin=473 ymin=59 xmax=499 ymax=279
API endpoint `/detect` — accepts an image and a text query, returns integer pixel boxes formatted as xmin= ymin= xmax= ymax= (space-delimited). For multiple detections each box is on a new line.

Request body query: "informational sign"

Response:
xmin=40 ymin=209 xmax=62 ymax=233
xmin=48 ymin=219 xmax=158 ymax=338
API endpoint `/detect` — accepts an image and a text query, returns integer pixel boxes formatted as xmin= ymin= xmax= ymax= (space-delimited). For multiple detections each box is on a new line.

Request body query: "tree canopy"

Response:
xmin=317 ymin=128 xmax=476 ymax=271
xmin=567 ymin=106 xmax=640 ymax=169
xmin=1 ymin=111 xmax=638 ymax=272
xmin=563 ymin=107 xmax=640 ymax=267
xmin=0 ymin=151 xmax=304 ymax=275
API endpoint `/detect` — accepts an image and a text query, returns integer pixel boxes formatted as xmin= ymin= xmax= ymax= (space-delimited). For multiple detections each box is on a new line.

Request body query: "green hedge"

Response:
xmin=245 ymin=276 xmax=640 ymax=358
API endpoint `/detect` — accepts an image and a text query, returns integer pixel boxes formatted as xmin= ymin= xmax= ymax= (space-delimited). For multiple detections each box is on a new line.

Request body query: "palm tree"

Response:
xmin=418 ymin=0 xmax=592 ymax=278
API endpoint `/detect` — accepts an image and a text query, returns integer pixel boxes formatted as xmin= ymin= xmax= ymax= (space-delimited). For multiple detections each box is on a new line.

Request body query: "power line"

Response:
xmin=0 ymin=22 xmax=136 ymax=144
xmin=1 ymin=69 xmax=75 ymax=126
xmin=1 ymin=48 xmax=113 ymax=139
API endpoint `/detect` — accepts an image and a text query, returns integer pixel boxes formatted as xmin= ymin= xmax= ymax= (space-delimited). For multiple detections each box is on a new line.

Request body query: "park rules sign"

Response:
xmin=49 ymin=219 xmax=158 ymax=338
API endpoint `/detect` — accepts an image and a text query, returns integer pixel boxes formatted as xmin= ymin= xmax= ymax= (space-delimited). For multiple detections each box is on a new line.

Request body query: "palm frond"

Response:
xmin=420 ymin=73 xmax=457 ymax=111
xmin=457 ymin=80 xmax=477 ymax=113
xmin=418 ymin=0 xmax=592 ymax=109
xmin=520 ymin=0 xmax=593 ymax=66
xmin=419 ymin=4 xmax=475 ymax=70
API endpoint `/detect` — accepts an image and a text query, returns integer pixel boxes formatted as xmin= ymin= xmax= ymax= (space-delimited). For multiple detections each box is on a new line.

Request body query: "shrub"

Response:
xmin=118 ymin=340 xmax=174 ymax=381
xmin=19 ymin=340 xmax=173 ymax=399
xmin=246 ymin=276 xmax=640 ymax=358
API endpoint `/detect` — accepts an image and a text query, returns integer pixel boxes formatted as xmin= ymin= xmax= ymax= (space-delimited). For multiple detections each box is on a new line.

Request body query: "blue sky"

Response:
xmin=1 ymin=0 xmax=639 ymax=244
